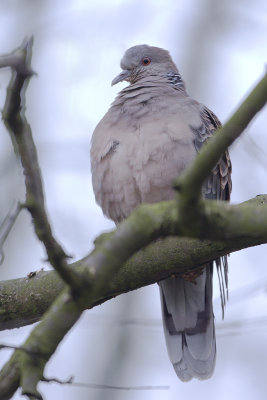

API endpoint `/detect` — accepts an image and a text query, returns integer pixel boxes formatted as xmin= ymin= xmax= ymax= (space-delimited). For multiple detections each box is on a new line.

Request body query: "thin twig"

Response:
xmin=43 ymin=376 xmax=169 ymax=390
xmin=1 ymin=37 xmax=82 ymax=290
xmin=0 ymin=202 xmax=21 ymax=264
xmin=0 ymin=344 xmax=46 ymax=358
xmin=0 ymin=49 xmax=35 ymax=76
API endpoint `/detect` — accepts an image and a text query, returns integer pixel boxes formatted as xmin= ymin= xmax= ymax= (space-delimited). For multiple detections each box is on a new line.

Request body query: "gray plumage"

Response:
xmin=90 ymin=44 xmax=232 ymax=381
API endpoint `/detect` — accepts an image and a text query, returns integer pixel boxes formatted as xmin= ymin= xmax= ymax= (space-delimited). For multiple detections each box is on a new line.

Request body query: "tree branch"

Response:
xmin=1 ymin=193 xmax=267 ymax=398
xmin=1 ymin=37 xmax=81 ymax=290
xmin=0 ymin=195 xmax=266 ymax=331
xmin=175 ymin=71 xmax=267 ymax=235
xmin=0 ymin=202 xmax=21 ymax=265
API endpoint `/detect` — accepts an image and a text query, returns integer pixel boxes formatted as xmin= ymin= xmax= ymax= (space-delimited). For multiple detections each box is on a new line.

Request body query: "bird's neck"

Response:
xmin=163 ymin=71 xmax=185 ymax=91
xmin=111 ymin=73 xmax=188 ymax=113
xmin=119 ymin=71 xmax=186 ymax=95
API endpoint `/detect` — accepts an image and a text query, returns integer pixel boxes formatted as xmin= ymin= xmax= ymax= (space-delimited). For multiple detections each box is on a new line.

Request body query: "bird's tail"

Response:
xmin=159 ymin=265 xmax=215 ymax=381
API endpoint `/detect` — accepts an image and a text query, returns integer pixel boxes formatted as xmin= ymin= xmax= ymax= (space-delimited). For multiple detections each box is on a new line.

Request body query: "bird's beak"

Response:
xmin=111 ymin=70 xmax=131 ymax=86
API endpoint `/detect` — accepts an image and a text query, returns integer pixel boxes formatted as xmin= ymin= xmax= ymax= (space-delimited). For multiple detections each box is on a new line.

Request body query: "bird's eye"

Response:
xmin=142 ymin=57 xmax=151 ymax=66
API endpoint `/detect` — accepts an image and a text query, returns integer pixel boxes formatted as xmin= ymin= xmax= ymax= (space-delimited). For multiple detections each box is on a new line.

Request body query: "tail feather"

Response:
xmin=159 ymin=265 xmax=215 ymax=381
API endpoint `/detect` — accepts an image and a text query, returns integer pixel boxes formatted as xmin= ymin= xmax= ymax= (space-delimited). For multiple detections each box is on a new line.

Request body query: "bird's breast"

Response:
xmin=91 ymin=91 xmax=201 ymax=223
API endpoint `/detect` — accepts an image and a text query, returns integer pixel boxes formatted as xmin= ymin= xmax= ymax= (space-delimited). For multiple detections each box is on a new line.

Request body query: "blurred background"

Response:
xmin=0 ymin=0 xmax=267 ymax=399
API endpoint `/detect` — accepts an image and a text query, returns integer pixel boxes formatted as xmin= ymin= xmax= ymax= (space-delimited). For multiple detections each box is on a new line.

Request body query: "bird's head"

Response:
xmin=111 ymin=44 xmax=179 ymax=86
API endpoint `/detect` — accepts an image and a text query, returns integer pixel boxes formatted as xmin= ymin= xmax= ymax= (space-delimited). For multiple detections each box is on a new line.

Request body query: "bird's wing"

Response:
xmin=194 ymin=105 xmax=232 ymax=201
xmin=193 ymin=105 xmax=232 ymax=312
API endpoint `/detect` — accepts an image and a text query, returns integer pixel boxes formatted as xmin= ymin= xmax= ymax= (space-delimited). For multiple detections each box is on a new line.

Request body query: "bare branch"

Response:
xmin=175 ymin=72 xmax=267 ymax=236
xmin=0 ymin=202 xmax=21 ymax=265
xmin=1 ymin=192 xmax=267 ymax=398
xmin=1 ymin=194 xmax=267 ymax=331
xmin=1 ymin=38 xmax=81 ymax=290
xmin=175 ymin=71 xmax=267 ymax=198
xmin=18 ymin=290 xmax=82 ymax=400
xmin=43 ymin=376 xmax=169 ymax=391
xmin=0 ymin=344 xmax=47 ymax=358
xmin=0 ymin=352 xmax=20 ymax=400
xmin=0 ymin=38 xmax=35 ymax=76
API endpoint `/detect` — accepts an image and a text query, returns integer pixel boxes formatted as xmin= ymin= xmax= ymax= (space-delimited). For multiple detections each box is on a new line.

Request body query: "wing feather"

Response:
xmin=193 ymin=105 xmax=232 ymax=313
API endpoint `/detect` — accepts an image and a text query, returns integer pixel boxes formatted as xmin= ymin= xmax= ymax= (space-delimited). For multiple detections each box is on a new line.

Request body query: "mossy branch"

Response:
xmin=1 ymin=195 xmax=267 ymax=398
xmin=0 ymin=194 xmax=267 ymax=331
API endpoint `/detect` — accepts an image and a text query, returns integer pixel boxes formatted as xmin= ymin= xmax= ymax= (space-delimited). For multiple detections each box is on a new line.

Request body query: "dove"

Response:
xmin=90 ymin=44 xmax=231 ymax=381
